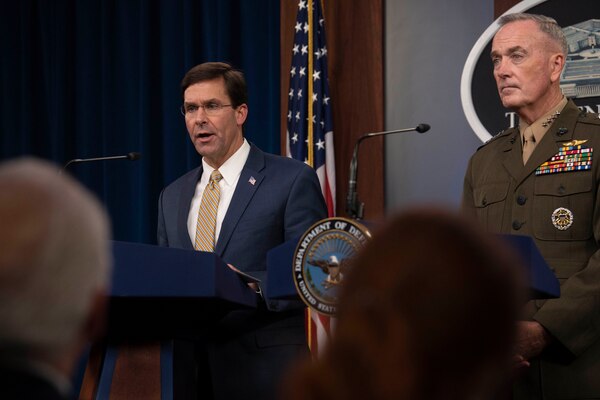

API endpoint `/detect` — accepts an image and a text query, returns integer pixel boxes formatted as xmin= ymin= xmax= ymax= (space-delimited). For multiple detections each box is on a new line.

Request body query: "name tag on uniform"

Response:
xmin=535 ymin=142 xmax=592 ymax=176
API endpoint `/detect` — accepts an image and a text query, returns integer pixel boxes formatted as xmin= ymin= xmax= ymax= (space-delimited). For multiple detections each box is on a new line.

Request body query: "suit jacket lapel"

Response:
xmin=215 ymin=145 xmax=265 ymax=257
xmin=178 ymin=167 xmax=202 ymax=250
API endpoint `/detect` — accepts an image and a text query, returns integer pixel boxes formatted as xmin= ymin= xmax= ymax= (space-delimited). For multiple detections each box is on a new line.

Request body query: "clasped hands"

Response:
xmin=513 ymin=320 xmax=552 ymax=369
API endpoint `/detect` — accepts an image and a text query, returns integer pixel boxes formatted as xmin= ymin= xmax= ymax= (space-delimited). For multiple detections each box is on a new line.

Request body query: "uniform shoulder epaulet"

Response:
xmin=476 ymin=129 xmax=515 ymax=151
xmin=577 ymin=110 xmax=600 ymax=125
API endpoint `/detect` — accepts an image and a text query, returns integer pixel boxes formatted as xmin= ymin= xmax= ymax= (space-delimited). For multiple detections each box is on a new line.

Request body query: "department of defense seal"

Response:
xmin=552 ymin=207 xmax=574 ymax=231
xmin=293 ymin=217 xmax=371 ymax=316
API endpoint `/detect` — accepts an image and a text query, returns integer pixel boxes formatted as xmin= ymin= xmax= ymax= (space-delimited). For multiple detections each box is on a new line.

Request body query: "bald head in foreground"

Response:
xmin=0 ymin=158 xmax=111 ymax=399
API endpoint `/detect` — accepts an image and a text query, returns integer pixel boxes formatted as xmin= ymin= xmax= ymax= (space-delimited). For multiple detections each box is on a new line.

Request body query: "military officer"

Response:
xmin=463 ymin=13 xmax=600 ymax=400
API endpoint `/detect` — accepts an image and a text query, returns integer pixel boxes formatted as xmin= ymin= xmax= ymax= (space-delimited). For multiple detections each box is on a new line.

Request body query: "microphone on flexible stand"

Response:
xmin=61 ymin=152 xmax=141 ymax=173
xmin=346 ymin=124 xmax=430 ymax=220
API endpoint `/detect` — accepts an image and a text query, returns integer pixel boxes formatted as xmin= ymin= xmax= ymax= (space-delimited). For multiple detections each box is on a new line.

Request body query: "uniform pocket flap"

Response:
xmin=534 ymin=174 xmax=592 ymax=197
xmin=473 ymin=183 xmax=510 ymax=208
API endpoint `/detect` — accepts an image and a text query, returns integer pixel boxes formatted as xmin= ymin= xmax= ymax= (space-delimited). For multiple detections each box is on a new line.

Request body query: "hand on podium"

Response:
xmin=226 ymin=263 xmax=262 ymax=295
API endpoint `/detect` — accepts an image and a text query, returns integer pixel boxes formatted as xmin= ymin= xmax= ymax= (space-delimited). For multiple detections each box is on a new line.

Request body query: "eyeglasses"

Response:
xmin=180 ymin=102 xmax=233 ymax=117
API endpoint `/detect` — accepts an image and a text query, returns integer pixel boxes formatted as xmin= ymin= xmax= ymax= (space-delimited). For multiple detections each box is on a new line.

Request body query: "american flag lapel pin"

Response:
xmin=249 ymin=176 xmax=256 ymax=185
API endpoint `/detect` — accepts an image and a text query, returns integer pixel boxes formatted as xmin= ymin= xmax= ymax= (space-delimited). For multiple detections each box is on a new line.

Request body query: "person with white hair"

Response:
xmin=0 ymin=158 xmax=111 ymax=399
xmin=464 ymin=12 xmax=600 ymax=400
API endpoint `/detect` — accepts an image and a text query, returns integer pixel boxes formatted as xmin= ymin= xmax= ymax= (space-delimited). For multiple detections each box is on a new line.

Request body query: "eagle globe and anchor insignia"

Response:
xmin=293 ymin=217 xmax=371 ymax=316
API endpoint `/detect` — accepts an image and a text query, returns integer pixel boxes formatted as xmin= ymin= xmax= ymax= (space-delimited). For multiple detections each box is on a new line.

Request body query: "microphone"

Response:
xmin=364 ymin=123 xmax=430 ymax=138
xmin=62 ymin=152 xmax=141 ymax=171
xmin=346 ymin=124 xmax=430 ymax=220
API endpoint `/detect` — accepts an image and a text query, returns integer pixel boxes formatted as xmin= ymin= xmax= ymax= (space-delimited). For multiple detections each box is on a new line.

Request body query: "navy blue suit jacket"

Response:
xmin=157 ymin=144 xmax=327 ymax=399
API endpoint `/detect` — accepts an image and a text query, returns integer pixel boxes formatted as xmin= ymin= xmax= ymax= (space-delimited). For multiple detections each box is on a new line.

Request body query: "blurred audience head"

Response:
xmin=285 ymin=208 xmax=525 ymax=400
xmin=0 ymin=158 xmax=111 ymax=376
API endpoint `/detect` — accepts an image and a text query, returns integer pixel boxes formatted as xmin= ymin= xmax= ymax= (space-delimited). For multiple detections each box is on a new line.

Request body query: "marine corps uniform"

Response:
xmin=463 ymin=100 xmax=600 ymax=400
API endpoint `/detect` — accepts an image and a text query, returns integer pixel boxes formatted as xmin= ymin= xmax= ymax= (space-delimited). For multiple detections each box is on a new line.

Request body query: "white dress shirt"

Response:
xmin=187 ymin=139 xmax=251 ymax=245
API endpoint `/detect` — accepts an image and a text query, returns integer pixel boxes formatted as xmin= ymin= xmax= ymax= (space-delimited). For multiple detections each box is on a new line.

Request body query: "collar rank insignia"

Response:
xmin=535 ymin=143 xmax=592 ymax=176
xmin=542 ymin=111 xmax=560 ymax=128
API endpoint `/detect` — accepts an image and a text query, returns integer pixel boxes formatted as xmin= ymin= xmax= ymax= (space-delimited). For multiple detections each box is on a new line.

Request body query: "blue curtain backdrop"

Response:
xmin=0 ymin=0 xmax=280 ymax=244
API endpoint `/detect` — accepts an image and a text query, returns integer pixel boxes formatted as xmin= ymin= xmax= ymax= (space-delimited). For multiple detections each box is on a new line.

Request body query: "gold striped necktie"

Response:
xmin=194 ymin=170 xmax=222 ymax=252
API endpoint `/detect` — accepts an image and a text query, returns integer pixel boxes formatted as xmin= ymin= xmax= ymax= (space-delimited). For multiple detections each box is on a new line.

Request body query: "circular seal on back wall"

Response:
xmin=293 ymin=217 xmax=371 ymax=316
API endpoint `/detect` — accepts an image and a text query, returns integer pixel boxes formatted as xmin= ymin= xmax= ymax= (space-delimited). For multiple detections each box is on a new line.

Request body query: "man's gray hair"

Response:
xmin=498 ymin=13 xmax=568 ymax=56
xmin=0 ymin=158 xmax=111 ymax=361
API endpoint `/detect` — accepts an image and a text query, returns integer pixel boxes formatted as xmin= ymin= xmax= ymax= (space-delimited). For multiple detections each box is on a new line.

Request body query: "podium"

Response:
xmin=501 ymin=234 xmax=560 ymax=299
xmin=80 ymin=241 xmax=256 ymax=400
xmin=266 ymin=233 xmax=560 ymax=300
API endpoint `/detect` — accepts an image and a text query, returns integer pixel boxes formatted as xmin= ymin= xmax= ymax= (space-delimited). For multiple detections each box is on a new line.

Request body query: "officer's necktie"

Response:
xmin=194 ymin=170 xmax=222 ymax=252
xmin=522 ymin=128 xmax=536 ymax=165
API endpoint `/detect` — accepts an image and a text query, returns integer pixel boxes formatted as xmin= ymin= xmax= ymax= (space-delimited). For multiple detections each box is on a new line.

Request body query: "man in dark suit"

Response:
xmin=157 ymin=62 xmax=327 ymax=400
xmin=0 ymin=158 xmax=111 ymax=399
xmin=463 ymin=13 xmax=600 ymax=400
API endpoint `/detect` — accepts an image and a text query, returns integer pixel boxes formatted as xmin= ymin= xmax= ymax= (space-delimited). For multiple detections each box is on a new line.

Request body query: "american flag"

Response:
xmin=286 ymin=0 xmax=336 ymax=357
